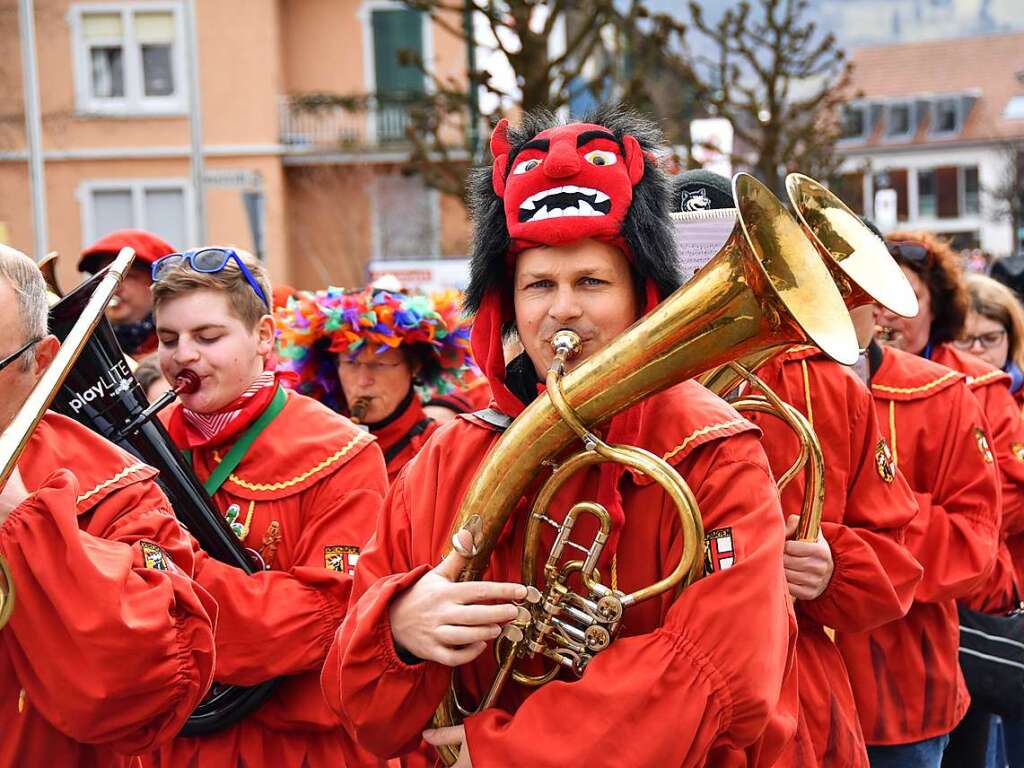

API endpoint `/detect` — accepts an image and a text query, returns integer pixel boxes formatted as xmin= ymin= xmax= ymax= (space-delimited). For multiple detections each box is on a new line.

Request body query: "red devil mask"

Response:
xmin=490 ymin=119 xmax=646 ymax=254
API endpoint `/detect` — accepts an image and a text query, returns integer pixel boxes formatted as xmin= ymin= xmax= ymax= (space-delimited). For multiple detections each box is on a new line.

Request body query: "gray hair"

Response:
xmin=0 ymin=245 xmax=49 ymax=369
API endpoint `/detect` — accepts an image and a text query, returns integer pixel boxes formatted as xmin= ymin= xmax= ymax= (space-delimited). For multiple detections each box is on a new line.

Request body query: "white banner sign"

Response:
xmin=689 ymin=118 xmax=734 ymax=177
xmin=368 ymin=259 xmax=471 ymax=292
xmin=874 ymin=189 xmax=898 ymax=232
xmin=671 ymin=208 xmax=737 ymax=282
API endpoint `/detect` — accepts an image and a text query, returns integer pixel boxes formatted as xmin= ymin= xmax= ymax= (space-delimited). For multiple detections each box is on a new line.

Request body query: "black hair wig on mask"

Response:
xmin=463 ymin=104 xmax=682 ymax=315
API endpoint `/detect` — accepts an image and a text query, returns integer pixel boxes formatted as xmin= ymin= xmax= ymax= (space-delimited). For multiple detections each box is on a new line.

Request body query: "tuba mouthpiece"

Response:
xmin=549 ymin=330 xmax=582 ymax=376
xmin=551 ymin=330 xmax=582 ymax=358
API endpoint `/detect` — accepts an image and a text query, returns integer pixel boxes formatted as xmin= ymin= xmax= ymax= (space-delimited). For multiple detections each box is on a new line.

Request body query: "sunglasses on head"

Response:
xmin=151 ymin=247 xmax=270 ymax=309
xmin=886 ymin=240 xmax=932 ymax=267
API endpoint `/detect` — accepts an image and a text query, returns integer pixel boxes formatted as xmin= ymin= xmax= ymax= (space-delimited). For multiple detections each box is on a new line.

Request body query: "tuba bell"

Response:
xmin=430 ymin=172 xmax=859 ymax=765
xmin=785 ymin=173 xmax=918 ymax=319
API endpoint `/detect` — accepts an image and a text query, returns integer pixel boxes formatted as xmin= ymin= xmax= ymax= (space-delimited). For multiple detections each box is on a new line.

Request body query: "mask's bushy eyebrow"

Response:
xmin=576 ymin=130 xmax=616 ymax=147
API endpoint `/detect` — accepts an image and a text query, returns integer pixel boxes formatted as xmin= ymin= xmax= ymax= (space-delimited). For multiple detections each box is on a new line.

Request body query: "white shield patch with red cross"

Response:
xmin=325 ymin=545 xmax=360 ymax=576
xmin=703 ymin=528 xmax=735 ymax=574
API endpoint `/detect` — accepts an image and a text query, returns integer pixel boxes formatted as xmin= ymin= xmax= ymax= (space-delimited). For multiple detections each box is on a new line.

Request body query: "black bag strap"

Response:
xmin=383 ymin=418 xmax=433 ymax=464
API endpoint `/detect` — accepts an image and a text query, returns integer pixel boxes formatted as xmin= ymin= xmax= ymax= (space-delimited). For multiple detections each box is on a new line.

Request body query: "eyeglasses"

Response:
xmin=152 ymin=247 xmax=269 ymax=309
xmin=952 ymin=329 xmax=1008 ymax=350
xmin=338 ymin=359 xmax=405 ymax=375
xmin=886 ymin=240 xmax=932 ymax=266
xmin=0 ymin=336 xmax=41 ymax=373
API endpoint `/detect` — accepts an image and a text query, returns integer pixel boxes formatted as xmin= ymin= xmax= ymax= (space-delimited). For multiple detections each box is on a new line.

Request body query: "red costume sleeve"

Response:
xmin=801 ymin=375 xmax=921 ymax=633
xmin=970 ymin=377 xmax=1024 ymax=535
xmin=964 ymin=378 xmax=1024 ymax=611
xmin=903 ymin=385 xmax=1001 ymax=604
xmin=326 ymin=430 xmax=794 ymax=765
xmin=193 ymin=447 xmax=387 ymax=686
xmin=755 ymin=358 xmax=922 ymax=634
xmin=0 ymin=469 xmax=216 ymax=754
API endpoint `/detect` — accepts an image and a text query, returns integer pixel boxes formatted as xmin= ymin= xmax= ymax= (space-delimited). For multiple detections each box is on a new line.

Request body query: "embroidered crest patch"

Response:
xmin=703 ymin=528 xmax=735 ymax=574
xmin=875 ymin=438 xmax=896 ymax=483
xmin=975 ymin=427 xmax=995 ymax=464
xmin=1013 ymin=442 xmax=1024 ymax=463
xmin=139 ymin=541 xmax=172 ymax=571
xmin=325 ymin=545 xmax=360 ymax=575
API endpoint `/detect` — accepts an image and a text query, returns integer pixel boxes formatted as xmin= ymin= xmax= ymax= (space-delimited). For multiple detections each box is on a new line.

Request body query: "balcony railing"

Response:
xmin=279 ymin=94 xmax=423 ymax=151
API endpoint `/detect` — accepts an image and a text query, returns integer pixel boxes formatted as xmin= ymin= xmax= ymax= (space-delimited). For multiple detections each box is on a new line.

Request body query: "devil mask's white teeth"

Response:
xmin=518 ymin=186 xmax=612 ymax=223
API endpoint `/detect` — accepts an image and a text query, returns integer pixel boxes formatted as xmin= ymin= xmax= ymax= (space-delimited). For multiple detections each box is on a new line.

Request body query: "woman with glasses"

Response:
xmin=959 ymin=275 xmax=1024 ymax=408
xmin=276 ymin=286 xmax=476 ymax=481
xmin=958 ymin=274 xmax=1024 ymax=768
xmin=879 ymin=231 xmax=1024 ymax=767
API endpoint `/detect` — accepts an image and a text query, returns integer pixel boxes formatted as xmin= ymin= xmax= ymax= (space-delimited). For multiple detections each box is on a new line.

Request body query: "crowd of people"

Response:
xmin=2 ymin=104 xmax=1024 ymax=768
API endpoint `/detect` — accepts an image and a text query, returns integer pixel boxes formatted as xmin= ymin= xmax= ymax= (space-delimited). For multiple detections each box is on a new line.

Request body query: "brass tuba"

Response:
xmin=430 ymin=173 xmax=859 ymax=765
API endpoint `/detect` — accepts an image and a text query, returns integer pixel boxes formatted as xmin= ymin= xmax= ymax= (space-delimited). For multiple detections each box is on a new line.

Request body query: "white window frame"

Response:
xmin=838 ymin=102 xmax=869 ymax=143
xmin=79 ymin=178 xmax=195 ymax=248
xmin=929 ymin=97 xmax=962 ymax=138
xmin=358 ymin=0 xmax=434 ymax=144
xmin=882 ymin=101 xmax=915 ymax=142
xmin=959 ymin=165 xmax=981 ymax=218
xmin=69 ymin=2 xmax=187 ymax=116
xmin=915 ymin=168 xmax=937 ymax=220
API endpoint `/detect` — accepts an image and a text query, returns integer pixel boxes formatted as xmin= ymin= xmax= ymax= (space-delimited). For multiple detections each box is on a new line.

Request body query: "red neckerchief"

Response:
xmin=169 ymin=370 xmax=279 ymax=450
xmin=470 ymin=279 xmax=660 ymax=568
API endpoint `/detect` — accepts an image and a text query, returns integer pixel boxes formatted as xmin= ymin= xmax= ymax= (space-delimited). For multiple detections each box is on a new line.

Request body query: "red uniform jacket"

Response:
xmin=1010 ymin=386 xmax=1024 ymax=592
xmin=931 ymin=343 xmax=1024 ymax=613
xmin=748 ymin=348 xmax=922 ymax=767
xmin=0 ymin=413 xmax=217 ymax=767
xmin=148 ymin=390 xmax=389 ymax=768
xmin=835 ymin=346 xmax=1001 ymax=745
xmin=370 ymin=395 xmax=439 ymax=482
xmin=323 ymin=382 xmax=798 ymax=767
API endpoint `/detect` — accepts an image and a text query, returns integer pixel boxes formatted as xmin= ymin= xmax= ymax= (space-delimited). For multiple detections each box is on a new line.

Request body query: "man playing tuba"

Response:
xmin=323 ymin=106 xmax=797 ymax=767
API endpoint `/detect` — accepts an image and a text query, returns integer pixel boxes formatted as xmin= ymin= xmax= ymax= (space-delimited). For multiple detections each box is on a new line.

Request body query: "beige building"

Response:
xmin=0 ymin=0 xmax=472 ymax=293
xmin=835 ymin=32 xmax=1024 ymax=255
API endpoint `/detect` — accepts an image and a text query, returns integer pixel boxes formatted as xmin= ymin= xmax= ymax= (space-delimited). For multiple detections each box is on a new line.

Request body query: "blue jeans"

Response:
xmin=867 ymin=735 xmax=950 ymax=768
xmin=988 ymin=717 xmax=1006 ymax=768
xmin=1002 ymin=717 xmax=1024 ymax=767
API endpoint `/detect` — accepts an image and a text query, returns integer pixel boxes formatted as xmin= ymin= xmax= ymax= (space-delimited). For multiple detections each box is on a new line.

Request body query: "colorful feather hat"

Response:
xmin=275 ymin=286 xmax=476 ymax=410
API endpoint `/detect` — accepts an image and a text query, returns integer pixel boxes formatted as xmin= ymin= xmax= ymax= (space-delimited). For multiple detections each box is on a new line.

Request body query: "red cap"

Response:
xmin=78 ymin=229 xmax=176 ymax=274
xmin=272 ymin=284 xmax=297 ymax=310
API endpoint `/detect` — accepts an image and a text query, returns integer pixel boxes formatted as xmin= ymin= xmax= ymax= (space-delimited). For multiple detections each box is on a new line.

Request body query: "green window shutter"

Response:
xmin=372 ymin=9 xmax=425 ymax=96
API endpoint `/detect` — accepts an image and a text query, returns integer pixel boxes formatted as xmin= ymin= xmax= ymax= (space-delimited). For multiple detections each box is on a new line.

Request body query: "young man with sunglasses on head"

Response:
xmin=0 ymin=244 xmax=217 ymax=767
xmin=143 ymin=247 xmax=389 ymax=768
